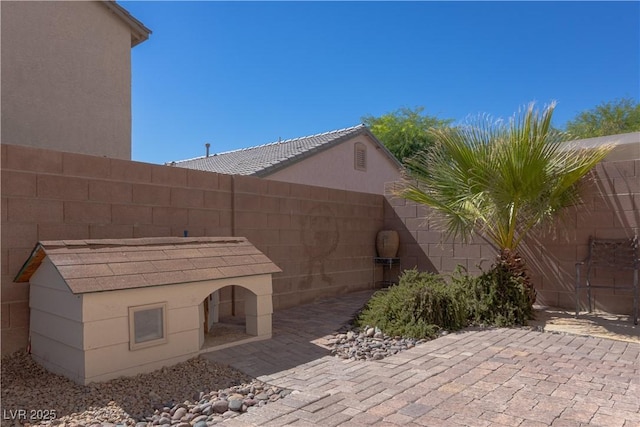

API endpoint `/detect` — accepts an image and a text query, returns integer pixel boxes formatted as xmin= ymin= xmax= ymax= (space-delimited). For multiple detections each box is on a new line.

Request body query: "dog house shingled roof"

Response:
xmin=15 ymin=237 xmax=281 ymax=294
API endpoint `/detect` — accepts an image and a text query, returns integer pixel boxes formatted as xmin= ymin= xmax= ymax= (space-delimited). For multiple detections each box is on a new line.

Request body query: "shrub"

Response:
xmin=463 ymin=263 xmax=533 ymax=327
xmin=356 ymin=264 xmax=533 ymax=339
xmin=356 ymin=269 xmax=468 ymax=339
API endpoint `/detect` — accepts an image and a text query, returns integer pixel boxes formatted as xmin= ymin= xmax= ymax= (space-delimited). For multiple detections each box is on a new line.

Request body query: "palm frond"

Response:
xmin=397 ymin=102 xmax=613 ymax=253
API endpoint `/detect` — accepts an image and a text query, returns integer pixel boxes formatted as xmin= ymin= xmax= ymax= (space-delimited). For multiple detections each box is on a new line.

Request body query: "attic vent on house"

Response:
xmin=354 ymin=142 xmax=367 ymax=171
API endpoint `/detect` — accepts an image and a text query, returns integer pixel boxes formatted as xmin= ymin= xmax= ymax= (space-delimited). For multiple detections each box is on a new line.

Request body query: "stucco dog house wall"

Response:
xmin=15 ymin=237 xmax=280 ymax=385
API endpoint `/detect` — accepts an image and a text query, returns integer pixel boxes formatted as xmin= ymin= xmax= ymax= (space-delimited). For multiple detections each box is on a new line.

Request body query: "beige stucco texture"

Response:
xmin=1 ymin=1 xmax=134 ymax=159
xmin=268 ymin=135 xmax=401 ymax=194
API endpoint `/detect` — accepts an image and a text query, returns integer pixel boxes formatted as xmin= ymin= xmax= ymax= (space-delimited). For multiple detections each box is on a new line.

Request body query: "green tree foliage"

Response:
xmin=362 ymin=107 xmax=452 ymax=163
xmin=398 ymin=102 xmax=612 ymax=307
xmin=566 ymin=98 xmax=640 ymax=138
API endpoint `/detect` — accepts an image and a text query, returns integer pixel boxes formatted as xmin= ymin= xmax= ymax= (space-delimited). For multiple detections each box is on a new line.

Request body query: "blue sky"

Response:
xmin=122 ymin=1 xmax=640 ymax=165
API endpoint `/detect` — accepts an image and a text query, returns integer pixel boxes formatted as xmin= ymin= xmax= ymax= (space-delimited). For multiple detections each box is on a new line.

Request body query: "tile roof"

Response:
xmin=168 ymin=124 xmax=400 ymax=176
xmin=15 ymin=237 xmax=281 ymax=294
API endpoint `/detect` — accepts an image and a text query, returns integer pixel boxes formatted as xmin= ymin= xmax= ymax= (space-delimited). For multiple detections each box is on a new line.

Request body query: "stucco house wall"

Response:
xmin=1 ymin=1 xmax=148 ymax=159
xmin=267 ymin=134 xmax=402 ymax=195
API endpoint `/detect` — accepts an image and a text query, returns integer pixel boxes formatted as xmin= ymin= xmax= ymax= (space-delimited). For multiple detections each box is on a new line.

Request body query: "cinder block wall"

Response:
xmin=1 ymin=144 xmax=384 ymax=354
xmin=383 ymin=186 xmax=496 ymax=276
xmin=384 ymin=159 xmax=639 ymax=315
xmin=522 ymin=160 xmax=639 ymax=312
xmin=232 ymin=176 xmax=382 ymax=311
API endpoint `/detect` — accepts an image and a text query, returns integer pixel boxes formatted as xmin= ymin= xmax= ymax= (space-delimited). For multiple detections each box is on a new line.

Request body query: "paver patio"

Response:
xmin=202 ymin=291 xmax=640 ymax=427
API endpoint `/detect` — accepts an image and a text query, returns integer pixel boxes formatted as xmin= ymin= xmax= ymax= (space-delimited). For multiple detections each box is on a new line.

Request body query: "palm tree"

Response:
xmin=399 ymin=102 xmax=612 ymax=305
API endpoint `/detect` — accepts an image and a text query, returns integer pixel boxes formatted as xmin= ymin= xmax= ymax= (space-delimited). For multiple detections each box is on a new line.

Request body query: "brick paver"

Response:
xmin=203 ymin=291 xmax=640 ymax=426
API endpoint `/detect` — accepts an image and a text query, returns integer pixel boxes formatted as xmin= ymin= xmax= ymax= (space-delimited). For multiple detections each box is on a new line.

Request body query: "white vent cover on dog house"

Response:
xmin=15 ymin=237 xmax=281 ymax=384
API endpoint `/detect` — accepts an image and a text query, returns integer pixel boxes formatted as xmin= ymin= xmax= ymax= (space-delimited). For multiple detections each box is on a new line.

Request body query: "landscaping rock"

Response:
xmin=0 ymin=352 xmax=292 ymax=426
xmin=228 ymin=398 xmax=243 ymax=412
xmin=211 ymin=400 xmax=229 ymax=414
xmin=171 ymin=407 xmax=187 ymax=420
xmin=326 ymin=324 xmax=424 ymax=361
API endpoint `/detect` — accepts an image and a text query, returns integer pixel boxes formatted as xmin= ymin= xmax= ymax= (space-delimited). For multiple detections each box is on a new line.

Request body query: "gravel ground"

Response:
xmin=1 ymin=351 xmax=289 ymax=427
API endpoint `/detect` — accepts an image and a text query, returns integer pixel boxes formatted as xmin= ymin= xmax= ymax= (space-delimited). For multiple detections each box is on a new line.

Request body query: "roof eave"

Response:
xmin=253 ymin=130 xmax=364 ymax=177
xmin=101 ymin=1 xmax=152 ymax=47
xmin=14 ymin=243 xmax=45 ymax=283
xmin=361 ymin=127 xmax=404 ymax=169
xmin=255 ymin=126 xmax=403 ymax=177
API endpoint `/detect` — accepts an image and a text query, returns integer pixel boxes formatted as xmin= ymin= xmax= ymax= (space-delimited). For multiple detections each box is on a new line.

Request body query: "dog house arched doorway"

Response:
xmin=200 ymin=283 xmax=271 ymax=351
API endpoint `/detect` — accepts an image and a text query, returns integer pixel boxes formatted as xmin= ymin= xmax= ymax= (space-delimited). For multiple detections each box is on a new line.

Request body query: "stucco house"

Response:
xmin=564 ymin=131 xmax=640 ymax=161
xmin=169 ymin=125 xmax=403 ymax=195
xmin=15 ymin=237 xmax=280 ymax=385
xmin=1 ymin=1 xmax=150 ymax=159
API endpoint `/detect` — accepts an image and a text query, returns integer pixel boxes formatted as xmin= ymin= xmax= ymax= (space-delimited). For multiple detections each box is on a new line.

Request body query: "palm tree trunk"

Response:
xmin=498 ymin=248 xmax=536 ymax=307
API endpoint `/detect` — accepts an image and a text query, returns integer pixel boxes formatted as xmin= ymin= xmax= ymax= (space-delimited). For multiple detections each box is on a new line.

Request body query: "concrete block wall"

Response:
xmin=521 ymin=160 xmax=639 ymax=313
xmin=383 ymin=182 xmax=496 ymax=277
xmin=1 ymin=144 xmax=384 ymax=354
xmin=384 ymin=159 xmax=639 ymax=315
xmin=232 ymin=176 xmax=382 ymax=311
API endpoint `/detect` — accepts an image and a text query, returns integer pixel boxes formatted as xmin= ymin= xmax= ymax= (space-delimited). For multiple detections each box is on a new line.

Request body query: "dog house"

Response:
xmin=15 ymin=237 xmax=280 ymax=385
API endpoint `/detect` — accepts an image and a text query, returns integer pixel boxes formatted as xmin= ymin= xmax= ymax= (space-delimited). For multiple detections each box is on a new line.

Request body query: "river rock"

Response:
xmin=212 ymin=399 xmax=229 ymax=414
xmin=172 ymin=407 xmax=187 ymax=420
xmin=228 ymin=398 xmax=243 ymax=412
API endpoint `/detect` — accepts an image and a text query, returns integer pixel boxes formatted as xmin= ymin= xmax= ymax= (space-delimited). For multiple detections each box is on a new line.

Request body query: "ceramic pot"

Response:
xmin=376 ymin=230 xmax=399 ymax=258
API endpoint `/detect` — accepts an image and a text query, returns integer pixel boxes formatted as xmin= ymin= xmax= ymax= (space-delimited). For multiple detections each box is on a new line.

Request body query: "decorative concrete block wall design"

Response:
xmin=384 ymin=159 xmax=639 ymax=315
xmin=1 ymin=144 xmax=384 ymax=354
xmin=232 ymin=176 xmax=383 ymax=311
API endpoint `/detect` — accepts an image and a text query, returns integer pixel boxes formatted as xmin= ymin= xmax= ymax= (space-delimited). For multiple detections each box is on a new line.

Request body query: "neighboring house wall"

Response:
xmin=385 ymin=144 xmax=639 ymax=315
xmin=1 ymin=143 xmax=383 ymax=355
xmin=266 ymin=135 xmax=402 ymax=194
xmin=565 ymin=132 xmax=640 ymax=162
xmin=171 ymin=125 xmax=402 ymax=195
xmin=1 ymin=1 xmax=138 ymax=159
